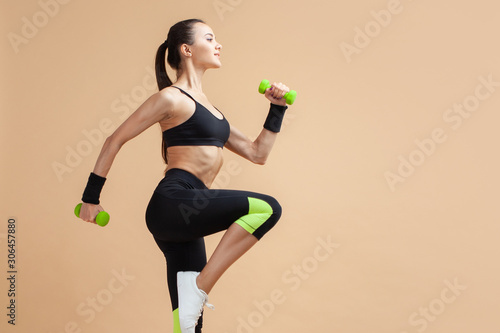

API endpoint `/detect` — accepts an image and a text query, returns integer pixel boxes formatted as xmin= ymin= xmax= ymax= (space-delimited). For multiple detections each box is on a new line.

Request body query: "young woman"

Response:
xmin=78 ymin=19 xmax=291 ymax=333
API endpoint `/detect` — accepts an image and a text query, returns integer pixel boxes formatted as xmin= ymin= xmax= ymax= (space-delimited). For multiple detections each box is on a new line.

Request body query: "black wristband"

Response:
xmin=263 ymin=103 xmax=288 ymax=133
xmin=81 ymin=172 xmax=106 ymax=205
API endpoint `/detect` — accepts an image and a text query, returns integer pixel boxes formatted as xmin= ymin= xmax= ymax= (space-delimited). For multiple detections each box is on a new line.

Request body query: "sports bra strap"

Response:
xmin=171 ymin=86 xmax=196 ymax=102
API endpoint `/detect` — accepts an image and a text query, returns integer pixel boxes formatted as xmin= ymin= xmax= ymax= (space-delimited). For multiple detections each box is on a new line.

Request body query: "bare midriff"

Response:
xmin=164 ymin=145 xmax=224 ymax=188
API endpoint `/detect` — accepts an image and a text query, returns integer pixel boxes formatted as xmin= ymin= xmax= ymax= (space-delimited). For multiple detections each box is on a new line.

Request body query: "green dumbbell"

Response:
xmin=74 ymin=203 xmax=110 ymax=227
xmin=258 ymin=79 xmax=297 ymax=105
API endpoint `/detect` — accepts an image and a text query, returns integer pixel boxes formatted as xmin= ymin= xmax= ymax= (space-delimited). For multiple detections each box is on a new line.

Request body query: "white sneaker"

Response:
xmin=177 ymin=271 xmax=214 ymax=333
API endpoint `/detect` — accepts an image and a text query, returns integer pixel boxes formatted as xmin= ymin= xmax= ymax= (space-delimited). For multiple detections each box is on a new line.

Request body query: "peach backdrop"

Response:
xmin=2 ymin=0 xmax=499 ymax=332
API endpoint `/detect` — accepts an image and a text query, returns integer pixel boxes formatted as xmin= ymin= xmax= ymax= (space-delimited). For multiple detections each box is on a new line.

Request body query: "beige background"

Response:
xmin=2 ymin=0 xmax=500 ymax=332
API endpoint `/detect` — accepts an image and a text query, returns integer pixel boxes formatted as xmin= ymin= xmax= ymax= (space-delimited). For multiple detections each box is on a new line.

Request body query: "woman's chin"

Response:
xmin=209 ymin=62 xmax=222 ymax=69
xmin=202 ymin=60 xmax=222 ymax=71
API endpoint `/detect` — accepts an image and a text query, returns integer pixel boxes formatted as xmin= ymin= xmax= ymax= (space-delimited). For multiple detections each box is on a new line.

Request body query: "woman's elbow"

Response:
xmin=250 ymin=144 xmax=268 ymax=165
xmin=252 ymin=153 xmax=268 ymax=165
xmin=104 ymin=134 xmax=125 ymax=151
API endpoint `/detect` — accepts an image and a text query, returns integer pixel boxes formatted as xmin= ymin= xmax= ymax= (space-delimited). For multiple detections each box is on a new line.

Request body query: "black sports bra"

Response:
xmin=163 ymin=86 xmax=230 ymax=148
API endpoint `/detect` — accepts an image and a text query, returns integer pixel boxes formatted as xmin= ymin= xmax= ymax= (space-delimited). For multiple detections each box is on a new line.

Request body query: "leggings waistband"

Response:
xmin=162 ymin=168 xmax=207 ymax=190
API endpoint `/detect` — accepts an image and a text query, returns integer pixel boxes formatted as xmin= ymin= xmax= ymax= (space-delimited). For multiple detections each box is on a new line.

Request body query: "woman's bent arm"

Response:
xmin=92 ymin=90 xmax=173 ymax=177
xmin=79 ymin=91 xmax=173 ymax=223
xmin=225 ymin=125 xmax=278 ymax=165
xmin=225 ymin=82 xmax=290 ymax=164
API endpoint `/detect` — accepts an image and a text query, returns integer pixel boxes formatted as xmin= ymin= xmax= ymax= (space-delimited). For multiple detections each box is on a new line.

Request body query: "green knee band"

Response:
xmin=235 ymin=197 xmax=273 ymax=234
xmin=173 ymin=308 xmax=181 ymax=333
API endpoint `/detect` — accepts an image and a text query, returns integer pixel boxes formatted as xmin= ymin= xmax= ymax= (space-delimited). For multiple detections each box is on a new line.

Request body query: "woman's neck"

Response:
xmin=175 ymin=64 xmax=206 ymax=93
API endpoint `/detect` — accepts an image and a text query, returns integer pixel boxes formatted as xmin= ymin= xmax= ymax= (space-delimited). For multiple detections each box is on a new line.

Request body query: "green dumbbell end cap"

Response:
xmin=75 ymin=203 xmax=82 ymax=218
xmin=259 ymin=80 xmax=270 ymax=94
xmin=96 ymin=212 xmax=110 ymax=227
xmin=286 ymin=90 xmax=297 ymax=105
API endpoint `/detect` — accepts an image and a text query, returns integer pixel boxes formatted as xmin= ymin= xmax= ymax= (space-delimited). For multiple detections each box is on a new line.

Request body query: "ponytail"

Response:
xmin=155 ymin=41 xmax=172 ymax=91
xmin=155 ymin=41 xmax=172 ymax=165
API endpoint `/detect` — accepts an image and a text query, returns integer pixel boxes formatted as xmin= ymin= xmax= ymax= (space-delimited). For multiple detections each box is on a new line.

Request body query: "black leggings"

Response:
xmin=145 ymin=168 xmax=282 ymax=332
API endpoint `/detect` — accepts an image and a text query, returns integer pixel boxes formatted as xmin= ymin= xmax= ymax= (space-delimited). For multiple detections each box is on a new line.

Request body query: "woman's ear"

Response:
xmin=180 ymin=44 xmax=192 ymax=57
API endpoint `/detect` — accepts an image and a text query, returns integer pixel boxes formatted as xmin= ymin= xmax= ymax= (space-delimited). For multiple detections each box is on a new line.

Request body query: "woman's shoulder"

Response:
xmin=156 ymin=86 xmax=195 ymax=122
xmin=157 ymin=86 xmax=182 ymax=104
xmin=155 ymin=86 xmax=188 ymax=113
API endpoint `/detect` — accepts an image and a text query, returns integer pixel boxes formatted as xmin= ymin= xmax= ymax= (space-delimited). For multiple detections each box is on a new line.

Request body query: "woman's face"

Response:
xmin=189 ymin=23 xmax=222 ymax=69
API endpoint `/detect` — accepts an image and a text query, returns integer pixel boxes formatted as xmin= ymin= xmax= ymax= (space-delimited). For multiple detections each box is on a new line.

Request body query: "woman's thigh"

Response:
xmin=146 ymin=188 xmax=280 ymax=242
